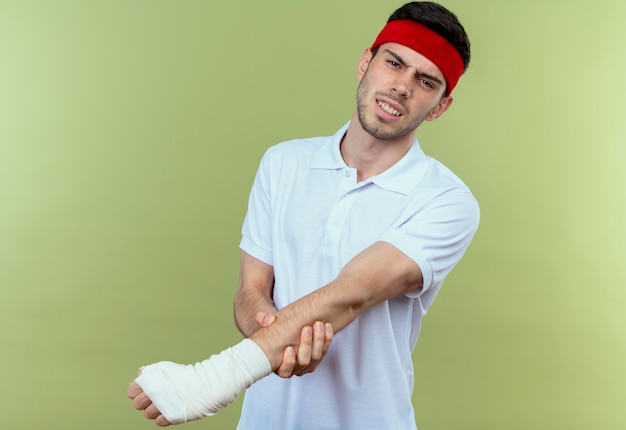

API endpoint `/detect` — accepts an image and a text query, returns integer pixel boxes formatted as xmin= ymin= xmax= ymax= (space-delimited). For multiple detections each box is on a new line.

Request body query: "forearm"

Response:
xmin=287 ymin=242 xmax=421 ymax=330
xmin=249 ymin=241 xmax=422 ymax=370
xmin=234 ymin=285 xmax=277 ymax=337
xmin=234 ymin=250 xmax=277 ymax=337
xmin=247 ymin=283 xmax=367 ymax=370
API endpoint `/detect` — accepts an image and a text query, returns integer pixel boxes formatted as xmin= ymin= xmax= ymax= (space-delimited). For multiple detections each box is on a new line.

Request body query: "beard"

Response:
xmin=356 ymin=70 xmax=428 ymax=140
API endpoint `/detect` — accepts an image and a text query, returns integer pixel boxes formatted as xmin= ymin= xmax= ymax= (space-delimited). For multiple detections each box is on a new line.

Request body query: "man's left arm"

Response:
xmin=248 ymin=240 xmax=423 ymax=348
xmin=250 ymin=188 xmax=480 ymax=349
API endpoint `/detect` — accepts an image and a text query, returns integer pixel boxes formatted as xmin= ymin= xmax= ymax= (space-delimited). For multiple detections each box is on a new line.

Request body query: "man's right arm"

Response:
xmin=233 ymin=250 xmax=277 ymax=337
xmin=234 ymin=250 xmax=334 ymax=378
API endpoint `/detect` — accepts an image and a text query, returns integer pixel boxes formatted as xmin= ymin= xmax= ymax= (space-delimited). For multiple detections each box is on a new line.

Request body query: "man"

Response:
xmin=128 ymin=2 xmax=479 ymax=428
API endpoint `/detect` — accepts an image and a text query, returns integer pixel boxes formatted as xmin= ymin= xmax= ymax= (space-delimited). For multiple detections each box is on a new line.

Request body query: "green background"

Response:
xmin=1 ymin=1 xmax=624 ymax=429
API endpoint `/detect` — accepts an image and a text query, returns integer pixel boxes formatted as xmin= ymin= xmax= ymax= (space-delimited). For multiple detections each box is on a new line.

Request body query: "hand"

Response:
xmin=255 ymin=312 xmax=334 ymax=378
xmin=127 ymin=371 xmax=171 ymax=427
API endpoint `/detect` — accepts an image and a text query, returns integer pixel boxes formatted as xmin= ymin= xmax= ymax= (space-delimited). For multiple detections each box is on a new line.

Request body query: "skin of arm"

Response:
xmin=234 ymin=251 xmax=278 ymax=338
xmin=234 ymin=251 xmax=334 ymax=378
xmin=128 ymin=240 xmax=421 ymax=427
xmin=240 ymin=240 xmax=423 ymax=370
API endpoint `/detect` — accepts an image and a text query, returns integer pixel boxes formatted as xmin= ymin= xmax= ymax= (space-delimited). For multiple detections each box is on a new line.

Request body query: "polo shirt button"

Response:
xmin=344 ymin=170 xmax=351 ymax=177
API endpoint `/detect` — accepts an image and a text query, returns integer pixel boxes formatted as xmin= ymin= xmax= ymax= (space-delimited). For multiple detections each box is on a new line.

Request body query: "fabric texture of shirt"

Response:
xmin=237 ymin=122 xmax=480 ymax=430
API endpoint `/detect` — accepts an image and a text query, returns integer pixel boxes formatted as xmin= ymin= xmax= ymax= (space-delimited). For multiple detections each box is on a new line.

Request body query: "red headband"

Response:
xmin=371 ymin=20 xmax=464 ymax=95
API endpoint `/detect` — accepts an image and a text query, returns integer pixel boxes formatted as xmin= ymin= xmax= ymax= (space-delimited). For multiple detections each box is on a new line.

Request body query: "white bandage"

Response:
xmin=135 ymin=338 xmax=271 ymax=424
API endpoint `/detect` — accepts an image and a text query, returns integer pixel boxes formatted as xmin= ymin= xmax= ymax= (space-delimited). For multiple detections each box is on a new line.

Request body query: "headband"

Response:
xmin=371 ymin=20 xmax=464 ymax=95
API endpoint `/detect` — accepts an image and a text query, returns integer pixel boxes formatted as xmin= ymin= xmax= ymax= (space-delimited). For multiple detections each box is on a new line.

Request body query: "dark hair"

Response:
xmin=385 ymin=2 xmax=471 ymax=72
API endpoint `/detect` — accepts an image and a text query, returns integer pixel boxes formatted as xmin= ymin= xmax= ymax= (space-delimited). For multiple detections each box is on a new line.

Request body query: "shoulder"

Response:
xmin=420 ymin=156 xmax=476 ymax=199
xmin=259 ymin=134 xmax=332 ymax=171
xmin=423 ymin=156 xmax=472 ymax=190
xmin=264 ymin=135 xmax=328 ymax=158
xmin=257 ymin=122 xmax=349 ymax=170
xmin=412 ymin=156 xmax=480 ymax=220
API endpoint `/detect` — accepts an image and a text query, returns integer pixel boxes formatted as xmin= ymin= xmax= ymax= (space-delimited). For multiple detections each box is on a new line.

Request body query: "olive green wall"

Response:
xmin=1 ymin=1 xmax=624 ymax=429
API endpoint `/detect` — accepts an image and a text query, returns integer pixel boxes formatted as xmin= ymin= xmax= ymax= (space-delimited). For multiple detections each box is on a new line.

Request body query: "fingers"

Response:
xmin=273 ymin=321 xmax=335 ymax=378
xmin=310 ymin=322 xmax=325 ymax=362
xmin=128 ymin=379 xmax=153 ymax=412
xmin=127 ymin=380 xmax=143 ymax=399
xmin=132 ymin=392 xmax=153 ymax=411
xmin=128 ymin=375 xmax=171 ymax=426
xmin=155 ymin=414 xmax=172 ymax=427
xmin=306 ymin=322 xmax=333 ymax=368
xmin=322 ymin=323 xmax=334 ymax=356
xmin=296 ymin=325 xmax=313 ymax=368
xmin=144 ymin=403 xmax=162 ymax=419
xmin=276 ymin=346 xmax=296 ymax=378
xmin=294 ymin=322 xmax=333 ymax=376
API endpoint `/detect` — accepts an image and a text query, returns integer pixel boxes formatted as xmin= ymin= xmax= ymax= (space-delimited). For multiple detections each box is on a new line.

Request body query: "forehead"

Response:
xmin=377 ymin=42 xmax=445 ymax=80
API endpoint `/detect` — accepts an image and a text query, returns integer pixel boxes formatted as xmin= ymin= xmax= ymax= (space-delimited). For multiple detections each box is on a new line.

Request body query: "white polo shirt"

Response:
xmin=238 ymin=122 xmax=479 ymax=430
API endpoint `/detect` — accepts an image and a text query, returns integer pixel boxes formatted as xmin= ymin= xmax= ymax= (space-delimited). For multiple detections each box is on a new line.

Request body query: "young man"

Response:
xmin=128 ymin=2 xmax=479 ymax=428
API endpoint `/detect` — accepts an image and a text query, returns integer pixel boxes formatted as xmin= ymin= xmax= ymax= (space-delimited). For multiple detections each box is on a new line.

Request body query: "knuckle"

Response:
xmin=133 ymin=397 xmax=145 ymax=410
xmin=279 ymin=370 xmax=292 ymax=378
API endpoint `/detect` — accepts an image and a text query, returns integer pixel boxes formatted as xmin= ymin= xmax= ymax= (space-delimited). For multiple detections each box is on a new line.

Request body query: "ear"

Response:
xmin=356 ymin=48 xmax=373 ymax=81
xmin=426 ymin=96 xmax=454 ymax=122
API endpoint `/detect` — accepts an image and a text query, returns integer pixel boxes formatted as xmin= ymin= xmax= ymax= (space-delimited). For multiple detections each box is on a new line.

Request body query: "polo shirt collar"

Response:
xmin=311 ymin=121 xmax=429 ymax=195
xmin=310 ymin=122 xmax=351 ymax=170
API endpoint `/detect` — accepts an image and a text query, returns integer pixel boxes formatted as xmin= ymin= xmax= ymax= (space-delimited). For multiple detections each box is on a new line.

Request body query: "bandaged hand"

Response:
xmin=128 ymin=339 xmax=271 ymax=425
xmin=128 ymin=317 xmax=333 ymax=426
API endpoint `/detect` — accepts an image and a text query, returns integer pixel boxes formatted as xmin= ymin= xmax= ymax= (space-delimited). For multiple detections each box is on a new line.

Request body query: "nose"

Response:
xmin=391 ymin=72 xmax=413 ymax=98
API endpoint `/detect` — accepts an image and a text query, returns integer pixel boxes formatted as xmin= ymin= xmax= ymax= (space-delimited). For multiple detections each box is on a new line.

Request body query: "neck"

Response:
xmin=341 ymin=110 xmax=415 ymax=182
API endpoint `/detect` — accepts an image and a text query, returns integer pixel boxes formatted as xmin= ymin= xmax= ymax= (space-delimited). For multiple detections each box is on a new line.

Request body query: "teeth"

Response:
xmin=378 ymin=101 xmax=400 ymax=116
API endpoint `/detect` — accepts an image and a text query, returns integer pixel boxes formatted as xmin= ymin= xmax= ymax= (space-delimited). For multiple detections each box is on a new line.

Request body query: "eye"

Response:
xmin=387 ymin=60 xmax=401 ymax=68
xmin=418 ymin=78 xmax=435 ymax=90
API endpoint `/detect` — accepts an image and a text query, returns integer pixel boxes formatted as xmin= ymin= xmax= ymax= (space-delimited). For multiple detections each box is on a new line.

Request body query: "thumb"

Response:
xmin=255 ymin=311 xmax=277 ymax=327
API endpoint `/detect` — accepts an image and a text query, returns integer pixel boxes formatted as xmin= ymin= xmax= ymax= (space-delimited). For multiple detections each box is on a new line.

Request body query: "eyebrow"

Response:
xmin=384 ymin=49 xmax=444 ymax=86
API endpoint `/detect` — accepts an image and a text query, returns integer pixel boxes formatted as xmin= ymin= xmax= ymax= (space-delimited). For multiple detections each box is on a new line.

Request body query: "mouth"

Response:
xmin=377 ymin=100 xmax=402 ymax=117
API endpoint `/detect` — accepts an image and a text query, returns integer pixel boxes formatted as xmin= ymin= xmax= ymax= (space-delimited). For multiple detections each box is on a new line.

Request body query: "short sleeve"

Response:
xmin=240 ymin=151 xmax=274 ymax=266
xmin=380 ymin=190 xmax=480 ymax=298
